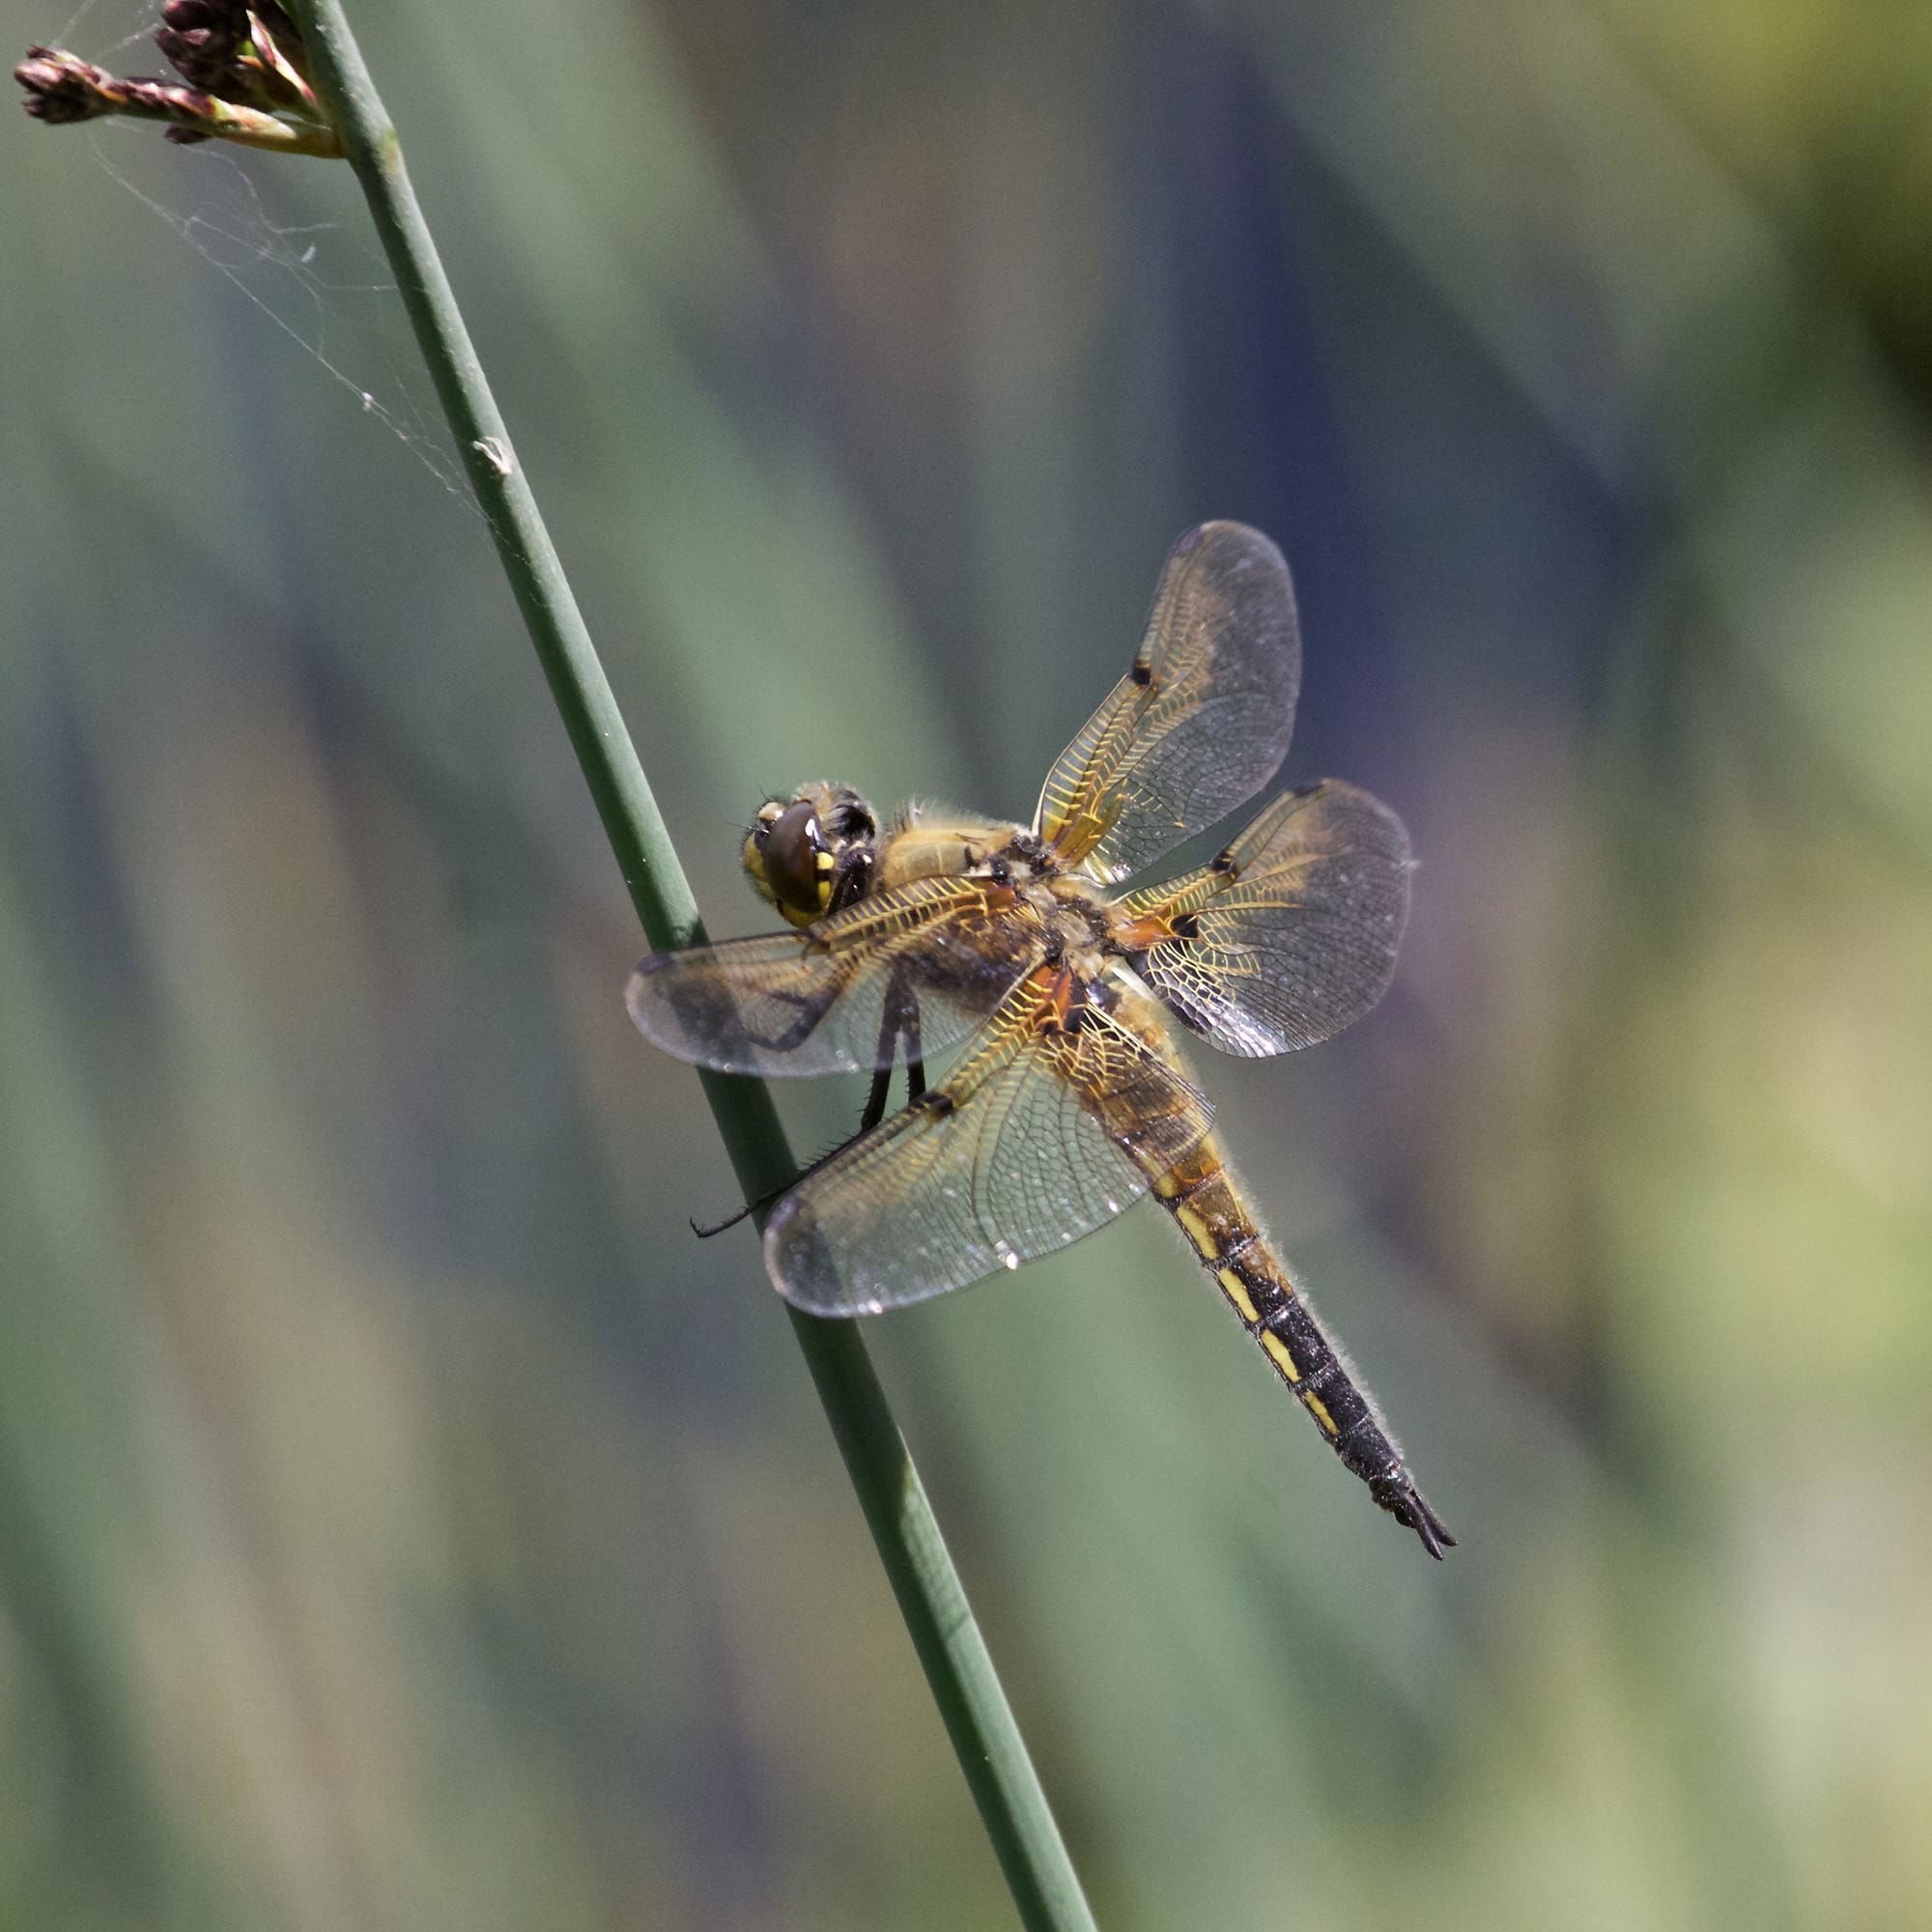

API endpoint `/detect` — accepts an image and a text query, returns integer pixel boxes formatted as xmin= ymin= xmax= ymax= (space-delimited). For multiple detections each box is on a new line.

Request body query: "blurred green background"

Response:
xmin=6 ymin=2 xmax=1932 ymax=1927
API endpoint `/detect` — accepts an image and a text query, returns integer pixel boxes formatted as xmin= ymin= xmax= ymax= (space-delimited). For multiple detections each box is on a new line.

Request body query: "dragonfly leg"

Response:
xmin=859 ymin=1059 xmax=895 ymax=1134
xmin=691 ymin=1120 xmax=881 ymax=1238
xmin=902 ymin=994 xmax=926 ymax=1106
xmin=694 ymin=979 xmax=924 ymax=1237
xmin=859 ymin=971 xmax=923 ymax=1129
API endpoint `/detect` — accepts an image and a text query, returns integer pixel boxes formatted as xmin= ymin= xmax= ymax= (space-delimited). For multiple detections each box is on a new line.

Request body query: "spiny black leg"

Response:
xmin=691 ymin=1122 xmax=872 ymax=1238
xmin=692 ymin=1195 xmax=769 ymax=1238
xmin=902 ymin=996 xmax=926 ymax=1106
xmin=859 ymin=1058 xmax=895 ymax=1134
xmin=858 ymin=971 xmax=915 ymax=1132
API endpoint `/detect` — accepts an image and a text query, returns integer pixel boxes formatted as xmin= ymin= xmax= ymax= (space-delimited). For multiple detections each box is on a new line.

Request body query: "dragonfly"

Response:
xmin=627 ymin=522 xmax=1452 ymax=1556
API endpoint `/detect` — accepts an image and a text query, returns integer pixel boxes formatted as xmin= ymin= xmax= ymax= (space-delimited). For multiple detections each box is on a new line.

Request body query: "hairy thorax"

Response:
xmin=874 ymin=807 xmax=1125 ymax=982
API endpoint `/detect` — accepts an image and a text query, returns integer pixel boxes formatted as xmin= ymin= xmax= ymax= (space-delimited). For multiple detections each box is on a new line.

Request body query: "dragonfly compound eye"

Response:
xmin=761 ymin=799 xmax=834 ymax=924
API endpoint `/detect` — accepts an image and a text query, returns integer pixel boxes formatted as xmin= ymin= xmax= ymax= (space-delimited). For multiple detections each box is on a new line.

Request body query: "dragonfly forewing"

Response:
xmin=1036 ymin=522 xmax=1301 ymax=882
xmin=627 ymin=875 xmax=1044 ymax=1078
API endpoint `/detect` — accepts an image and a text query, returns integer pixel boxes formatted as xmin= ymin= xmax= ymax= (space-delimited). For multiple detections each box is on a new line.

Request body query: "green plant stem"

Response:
xmin=288 ymin=7 xmax=1097 ymax=1926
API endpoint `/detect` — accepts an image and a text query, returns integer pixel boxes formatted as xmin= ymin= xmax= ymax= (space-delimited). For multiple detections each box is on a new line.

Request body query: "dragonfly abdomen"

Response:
xmin=1152 ymin=1149 xmax=1455 ymax=1559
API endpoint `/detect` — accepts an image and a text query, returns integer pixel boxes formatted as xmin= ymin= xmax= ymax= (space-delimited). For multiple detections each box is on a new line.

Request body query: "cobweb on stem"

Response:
xmin=57 ymin=0 xmax=493 ymax=522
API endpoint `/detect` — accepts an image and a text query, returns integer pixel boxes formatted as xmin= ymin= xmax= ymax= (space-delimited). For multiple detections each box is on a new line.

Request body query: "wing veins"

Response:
xmin=1127 ymin=781 xmax=1412 ymax=1060
xmin=628 ymin=876 xmax=1044 ymax=1077
xmin=762 ymin=972 xmax=1214 ymax=1312
xmin=1035 ymin=524 xmax=1301 ymax=881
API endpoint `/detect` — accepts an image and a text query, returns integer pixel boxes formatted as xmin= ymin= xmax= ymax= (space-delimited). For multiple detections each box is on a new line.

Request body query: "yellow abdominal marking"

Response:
xmin=1175 ymin=1205 xmax=1216 ymax=1256
xmin=1261 ymin=1330 xmax=1301 ymax=1382
xmin=1216 ymin=1268 xmax=1258 ymax=1323
xmin=1304 ymin=1393 xmax=1339 ymax=1435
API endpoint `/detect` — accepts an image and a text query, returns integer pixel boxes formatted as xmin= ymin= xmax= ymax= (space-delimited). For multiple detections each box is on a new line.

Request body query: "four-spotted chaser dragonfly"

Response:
xmin=628 ymin=523 xmax=1452 ymax=1556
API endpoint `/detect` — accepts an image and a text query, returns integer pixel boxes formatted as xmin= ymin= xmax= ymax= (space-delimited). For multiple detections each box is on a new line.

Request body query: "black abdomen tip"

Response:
xmin=1374 ymin=1475 xmax=1457 ymax=1560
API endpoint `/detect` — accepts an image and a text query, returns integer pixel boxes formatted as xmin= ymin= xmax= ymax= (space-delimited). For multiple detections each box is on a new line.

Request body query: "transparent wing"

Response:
xmin=1118 ymin=781 xmax=1410 ymax=1058
xmin=766 ymin=969 xmax=1215 ymax=1315
xmin=627 ymin=877 xmax=1042 ymax=1077
xmin=1035 ymin=522 xmax=1300 ymax=883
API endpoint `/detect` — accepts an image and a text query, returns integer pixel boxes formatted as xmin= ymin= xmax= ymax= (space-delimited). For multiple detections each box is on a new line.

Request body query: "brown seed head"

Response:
xmin=14 ymin=46 xmax=119 ymax=124
xmin=156 ymin=0 xmax=243 ymax=90
xmin=16 ymin=15 xmax=338 ymax=157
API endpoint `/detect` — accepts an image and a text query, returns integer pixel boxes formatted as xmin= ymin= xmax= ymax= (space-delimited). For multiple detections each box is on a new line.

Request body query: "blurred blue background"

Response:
xmin=6 ymin=2 xmax=1931 ymax=1927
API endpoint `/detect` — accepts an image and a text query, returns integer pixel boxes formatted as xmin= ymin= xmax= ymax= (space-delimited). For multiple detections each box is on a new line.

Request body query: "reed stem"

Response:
xmin=286 ymin=7 xmax=1098 ymax=1924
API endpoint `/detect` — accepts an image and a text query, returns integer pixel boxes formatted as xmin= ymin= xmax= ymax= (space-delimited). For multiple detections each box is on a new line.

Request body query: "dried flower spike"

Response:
xmin=15 ymin=2 xmax=339 ymax=158
xmin=156 ymin=2 xmax=317 ymax=117
xmin=15 ymin=45 xmax=117 ymax=124
xmin=155 ymin=2 xmax=245 ymax=93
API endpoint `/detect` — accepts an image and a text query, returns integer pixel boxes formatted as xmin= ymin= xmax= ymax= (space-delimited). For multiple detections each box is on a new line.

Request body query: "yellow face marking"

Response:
xmin=1217 ymin=1267 xmax=1258 ymax=1324
xmin=1261 ymin=1331 xmax=1301 ymax=1382
xmin=1153 ymin=1174 xmax=1180 ymax=1200
xmin=1304 ymin=1393 xmax=1338 ymax=1436
xmin=1175 ymin=1204 xmax=1217 ymax=1257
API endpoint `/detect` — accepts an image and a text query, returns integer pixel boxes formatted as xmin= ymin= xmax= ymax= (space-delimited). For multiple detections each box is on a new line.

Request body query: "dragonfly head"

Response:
xmin=744 ymin=783 xmax=879 ymax=926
